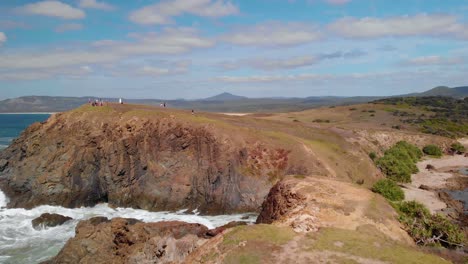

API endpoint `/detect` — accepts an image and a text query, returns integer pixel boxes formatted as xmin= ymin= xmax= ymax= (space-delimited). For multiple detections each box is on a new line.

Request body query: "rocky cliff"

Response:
xmin=0 ymin=104 xmax=330 ymax=214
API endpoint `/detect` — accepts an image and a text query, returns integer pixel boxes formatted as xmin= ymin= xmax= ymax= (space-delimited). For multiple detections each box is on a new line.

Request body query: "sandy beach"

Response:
xmin=402 ymin=140 xmax=468 ymax=213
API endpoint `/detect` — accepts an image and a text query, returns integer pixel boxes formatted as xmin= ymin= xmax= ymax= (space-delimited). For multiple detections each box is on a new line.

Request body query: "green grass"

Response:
xmin=223 ymin=225 xmax=295 ymax=246
xmin=224 ymin=253 xmax=261 ymax=264
xmin=307 ymin=227 xmax=450 ymax=264
xmin=372 ymin=179 xmax=405 ymax=201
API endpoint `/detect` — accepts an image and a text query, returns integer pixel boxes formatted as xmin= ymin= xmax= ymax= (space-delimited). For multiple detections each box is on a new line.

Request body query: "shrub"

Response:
xmin=396 ymin=201 xmax=465 ymax=248
xmin=376 ymin=141 xmax=422 ymax=183
xmin=369 ymin=152 xmax=377 ymax=161
xmin=451 ymin=142 xmax=466 ymax=153
xmin=422 ymin=145 xmax=442 ymax=157
xmin=372 ymin=179 xmax=404 ymax=201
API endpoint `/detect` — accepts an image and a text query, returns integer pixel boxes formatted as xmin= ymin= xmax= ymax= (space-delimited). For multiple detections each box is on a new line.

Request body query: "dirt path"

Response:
xmin=402 ymin=148 xmax=468 ymax=213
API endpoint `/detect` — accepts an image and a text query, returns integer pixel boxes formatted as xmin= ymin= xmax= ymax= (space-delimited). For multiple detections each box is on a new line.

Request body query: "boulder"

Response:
xmin=32 ymin=213 xmax=72 ymax=230
xmin=43 ymin=217 xmax=210 ymax=264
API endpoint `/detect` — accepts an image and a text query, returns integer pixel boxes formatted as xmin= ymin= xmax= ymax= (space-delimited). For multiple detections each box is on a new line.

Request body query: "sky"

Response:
xmin=0 ymin=0 xmax=467 ymax=100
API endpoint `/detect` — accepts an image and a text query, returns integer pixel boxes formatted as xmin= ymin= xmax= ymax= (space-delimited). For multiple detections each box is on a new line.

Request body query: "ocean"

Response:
xmin=0 ymin=114 xmax=256 ymax=264
xmin=0 ymin=114 xmax=50 ymax=151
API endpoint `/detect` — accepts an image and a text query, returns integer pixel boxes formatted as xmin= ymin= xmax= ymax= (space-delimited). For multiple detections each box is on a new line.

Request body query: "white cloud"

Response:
xmin=402 ymin=55 xmax=465 ymax=66
xmin=328 ymin=14 xmax=468 ymax=39
xmin=17 ymin=1 xmax=85 ymax=20
xmin=219 ymin=50 xmax=366 ymax=71
xmin=214 ymin=73 xmax=329 ymax=83
xmin=129 ymin=0 xmax=238 ymax=25
xmin=78 ymin=0 xmax=114 ymax=11
xmin=220 ymin=56 xmax=318 ymax=71
xmin=221 ymin=22 xmax=321 ymax=47
xmin=55 ymin=23 xmax=83 ymax=32
xmin=0 ymin=28 xmax=211 ymax=80
xmin=137 ymin=61 xmax=190 ymax=77
xmin=0 ymin=32 xmax=6 ymax=45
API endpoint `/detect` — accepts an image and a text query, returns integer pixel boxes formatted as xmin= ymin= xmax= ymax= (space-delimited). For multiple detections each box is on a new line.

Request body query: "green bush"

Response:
xmin=376 ymin=141 xmax=422 ymax=183
xmin=422 ymin=145 xmax=442 ymax=157
xmin=451 ymin=142 xmax=466 ymax=153
xmin=369 ymin=152 xmax=377 ymax=161
xmin=396 ymin=201 xmax=465 ymax=248
xmin=371 ymin=179 xmax=404 ymax=201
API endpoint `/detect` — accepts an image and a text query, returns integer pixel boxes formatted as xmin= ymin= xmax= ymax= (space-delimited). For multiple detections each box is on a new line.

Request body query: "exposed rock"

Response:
xmin=43 ymin=217 xmax=210 ymax=264
xmin=426 ymin=164 xmax=435 ymax=170
xmin=0 ymin=159 xmax=8 ymax=172
xmin=0 ymin=104 xmax=321 ymax=214
xmin=256 ymin=181 xmax=307 ymax=225
xmin=32 ymin=213 xmax=72 ymax=230
xmin=256 ymin=176 xmax=413 ymax=244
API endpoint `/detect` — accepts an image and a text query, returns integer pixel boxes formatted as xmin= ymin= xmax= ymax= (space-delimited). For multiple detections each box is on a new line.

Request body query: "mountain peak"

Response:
xmin=204 ymin=92 xmax=248 ymax=101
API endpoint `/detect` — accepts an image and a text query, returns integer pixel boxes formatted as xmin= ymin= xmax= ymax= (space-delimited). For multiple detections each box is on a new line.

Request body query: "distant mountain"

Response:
xmin=410 ymin=86 xmax=468 ymax=98
xmin=423 ymin=86 xmax=468 ymax=97
xmin=203 ymin=92 xmax=248 ymax=101
xmin=0 ymin=85 xmax=465 ymax=113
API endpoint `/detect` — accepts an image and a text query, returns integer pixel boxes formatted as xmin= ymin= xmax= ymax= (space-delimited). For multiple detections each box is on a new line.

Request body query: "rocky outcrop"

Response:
xmin=43 ymin=217 xmax=210 ymax=264
xmin=0 ymin=104 xmax=317 ymax=214
xmin=256 ymin=176 xmax=413 ymax=243
xmin=32 ymin=213 xmax=72 ymax=230
xmin=256 ymin=180 xmax=307 ymax=225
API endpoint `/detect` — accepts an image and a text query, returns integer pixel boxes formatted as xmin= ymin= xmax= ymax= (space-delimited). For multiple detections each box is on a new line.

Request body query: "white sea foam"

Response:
xmin=0 ymin=190 xmax=256 ymax=264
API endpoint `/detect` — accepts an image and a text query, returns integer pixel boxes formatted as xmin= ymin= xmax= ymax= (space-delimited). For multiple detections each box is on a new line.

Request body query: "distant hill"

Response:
xmin=203 ymin=92 xmax=248 ymax=101
xmin=409 ymin=86 xmax=468 ymax=98
xmin=0 ymin=85 xmax=465 ymax=113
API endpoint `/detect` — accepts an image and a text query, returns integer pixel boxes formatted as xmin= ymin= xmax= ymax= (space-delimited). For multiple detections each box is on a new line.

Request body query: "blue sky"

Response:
xmin=0 ymin=0 xmax=467 ymax=99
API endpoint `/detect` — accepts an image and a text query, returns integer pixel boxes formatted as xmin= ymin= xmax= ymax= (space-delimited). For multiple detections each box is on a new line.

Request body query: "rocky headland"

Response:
xmin=0 ymin=103 xmax=462 ymax=263
xmin=0 ymin=103 xmax=384 ymax=214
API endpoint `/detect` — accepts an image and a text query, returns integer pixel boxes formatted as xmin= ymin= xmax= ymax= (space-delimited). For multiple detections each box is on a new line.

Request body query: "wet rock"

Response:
xmin=32 ymin=213 xmax=72 ymax=230
xmin=43 ymin=217 xmax=210 ymax=264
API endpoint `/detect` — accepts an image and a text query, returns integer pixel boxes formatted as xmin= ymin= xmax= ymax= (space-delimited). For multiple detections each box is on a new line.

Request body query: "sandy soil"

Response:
xmin=459 ymin=138 xmax=468 ymax=148
xmin=403 ymin=153 xmax=468 ymax=213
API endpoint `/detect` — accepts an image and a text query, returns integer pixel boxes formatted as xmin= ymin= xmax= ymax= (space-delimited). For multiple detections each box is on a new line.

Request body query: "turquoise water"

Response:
xmin=0 ymin=114 xmax=50 ymax=150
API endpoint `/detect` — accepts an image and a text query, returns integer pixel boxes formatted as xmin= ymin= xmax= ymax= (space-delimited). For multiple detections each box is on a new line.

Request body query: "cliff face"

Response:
xmin=0 ymin=104 xmax=317 ymax=214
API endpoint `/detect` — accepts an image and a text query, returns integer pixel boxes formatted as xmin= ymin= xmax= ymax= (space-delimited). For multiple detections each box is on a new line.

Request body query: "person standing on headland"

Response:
xmin=119 ymin=98 xmax=123 ymax=104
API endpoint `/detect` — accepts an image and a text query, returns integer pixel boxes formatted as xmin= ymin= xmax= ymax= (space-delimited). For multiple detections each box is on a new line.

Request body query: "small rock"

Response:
xmin=32 ymin=213 xmax=73 ymax=230
xmin=426 ymin=164 xmax=435 ymax=170
xmin=419 ymin=185 xmax=432 ymax=191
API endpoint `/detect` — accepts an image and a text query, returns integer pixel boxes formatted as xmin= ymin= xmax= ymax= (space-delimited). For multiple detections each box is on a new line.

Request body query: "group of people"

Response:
xmin=88 ymin=98 xmax=195 ymax=114
xmin=88 ymin=98 xmax=125 ymax=106
xmin=89 ymin=98 xmax=105 ymax=107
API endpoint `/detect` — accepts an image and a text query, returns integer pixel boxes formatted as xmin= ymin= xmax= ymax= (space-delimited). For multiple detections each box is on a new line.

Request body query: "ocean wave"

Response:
xmin=0 ymin=190 xmax=256 ymax=263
